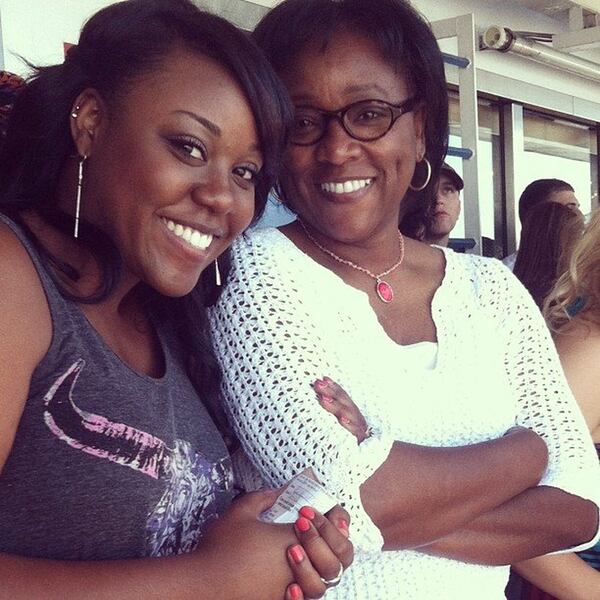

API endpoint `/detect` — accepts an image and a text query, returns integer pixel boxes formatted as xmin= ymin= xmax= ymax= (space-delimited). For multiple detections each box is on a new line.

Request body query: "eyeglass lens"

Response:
xmin=292 ymin=101 xmax=395 ymax=145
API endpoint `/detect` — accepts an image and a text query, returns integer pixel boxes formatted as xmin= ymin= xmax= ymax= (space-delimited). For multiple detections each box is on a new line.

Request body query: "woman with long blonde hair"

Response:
xmin=513 ymin=210 xmax=600 ymax=600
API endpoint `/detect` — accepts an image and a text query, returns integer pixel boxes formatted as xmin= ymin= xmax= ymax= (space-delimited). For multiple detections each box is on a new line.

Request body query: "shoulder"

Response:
xmin=441 ymin=250 xmax=520 ymax=296
xmin=0 ymin=222 xmax=52 ymax=357
xmin=554 ymin=322 xmax=600 ymax=435
xmin=231 ymin=226 xmax=285 ymax=256
xmin=0 ymin=222 xmax=52 ymax=471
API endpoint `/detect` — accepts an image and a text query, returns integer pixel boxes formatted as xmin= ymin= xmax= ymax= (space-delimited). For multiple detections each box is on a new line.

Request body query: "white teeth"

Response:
xmin=321 ymin=179 xmax=373 ymax=194
xmin=161 ymin=218 xmax=213 ymax=250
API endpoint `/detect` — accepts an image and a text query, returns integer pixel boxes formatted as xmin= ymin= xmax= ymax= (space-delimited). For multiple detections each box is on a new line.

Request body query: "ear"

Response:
xmin=69 ymin=88 xmax=105 ymax=158
xmin=413 ymin=104 xmax=427 ymax=161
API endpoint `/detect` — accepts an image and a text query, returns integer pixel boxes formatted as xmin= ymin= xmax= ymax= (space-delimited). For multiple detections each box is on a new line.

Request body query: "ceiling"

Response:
xmin=514 ymin=0 xmax=599 ymax=18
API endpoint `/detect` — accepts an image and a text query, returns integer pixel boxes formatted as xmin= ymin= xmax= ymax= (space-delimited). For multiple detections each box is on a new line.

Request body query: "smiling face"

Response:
xmin=279 ymin=30 xmax=425 ymax=244
xmin=70 ymin=49 xmax=261 ymax=297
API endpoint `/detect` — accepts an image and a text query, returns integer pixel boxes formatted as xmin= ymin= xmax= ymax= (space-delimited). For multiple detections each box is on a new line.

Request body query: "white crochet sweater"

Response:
xmin=209 ymin=227 xmax=600 ymax=600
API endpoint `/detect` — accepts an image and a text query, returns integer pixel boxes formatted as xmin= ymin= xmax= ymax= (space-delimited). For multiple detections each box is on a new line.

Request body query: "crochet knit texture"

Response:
xmin=209 ymin=227 xmax=600 ymax=600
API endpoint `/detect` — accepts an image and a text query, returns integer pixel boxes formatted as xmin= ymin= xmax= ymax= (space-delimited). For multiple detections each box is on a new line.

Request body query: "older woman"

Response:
xmin=208 ymin=0 xmax=600 ymax=598
xmin=0 ymin=1 xmax=352 ymax=598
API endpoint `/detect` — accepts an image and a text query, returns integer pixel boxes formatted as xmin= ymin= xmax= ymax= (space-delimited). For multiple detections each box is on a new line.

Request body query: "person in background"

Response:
xmin=511 ymin=209 xmax=600 ymax=600
xmin=512 ymin=202 xmax=584 ymax=310
xmin=421 ymin=161 xmax=463 ymax=247
xmin=0 ymin=1 xmax=352 ymax=599
xmin=503 ymin=179 xmax=581 ymax=270
xmin=208 ymin=0 xmax=600 ymax=598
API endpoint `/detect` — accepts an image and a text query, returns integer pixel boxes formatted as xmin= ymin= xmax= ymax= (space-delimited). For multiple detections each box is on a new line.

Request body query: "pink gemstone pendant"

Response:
xmin=376 ymin=279 xmax=394 ymax=303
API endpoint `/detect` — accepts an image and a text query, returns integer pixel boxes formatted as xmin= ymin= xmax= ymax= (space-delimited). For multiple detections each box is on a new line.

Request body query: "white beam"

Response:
xmin=569 ymin=6 xmax=585 ymax=30
xmin=553 ymin=25 xmax=600 ymax=50
xmin=569 ymin=0 xmax=600 ymax=14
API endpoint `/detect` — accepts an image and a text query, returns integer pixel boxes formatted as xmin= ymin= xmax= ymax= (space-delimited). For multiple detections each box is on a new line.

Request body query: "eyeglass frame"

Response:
xmin=290 ymin=96 xmax=419 ymax=146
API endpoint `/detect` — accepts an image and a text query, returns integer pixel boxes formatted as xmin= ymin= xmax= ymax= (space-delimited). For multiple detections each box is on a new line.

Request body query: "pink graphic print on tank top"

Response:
xmin=43 ymin=359 xmax=232 ymax=556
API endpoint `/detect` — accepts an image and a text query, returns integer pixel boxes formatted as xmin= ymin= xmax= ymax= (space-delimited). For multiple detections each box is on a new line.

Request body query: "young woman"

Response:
xmin=0 ymin=1 xmax=352 ymax=599
xmin=208 ymin=1 xmax=600 ymax=598
xmin=513 ymin=201 xmax=584 ymax=309
xmin=511 ymin=211 xmax=600 ymax=600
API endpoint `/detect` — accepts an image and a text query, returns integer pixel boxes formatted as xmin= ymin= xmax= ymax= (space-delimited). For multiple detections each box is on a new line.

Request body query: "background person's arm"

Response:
xmin=510 ymin=325 xmax=600 ymax=594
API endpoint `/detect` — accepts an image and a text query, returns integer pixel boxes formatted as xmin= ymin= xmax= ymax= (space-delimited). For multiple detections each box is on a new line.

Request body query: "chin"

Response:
xmin=147 ymin=269 xmax=203 ymax=299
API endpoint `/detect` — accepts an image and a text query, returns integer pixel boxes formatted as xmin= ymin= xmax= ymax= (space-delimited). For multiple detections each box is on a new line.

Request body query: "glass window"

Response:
xmin=514 ymin=110 xmax=597 ymax=238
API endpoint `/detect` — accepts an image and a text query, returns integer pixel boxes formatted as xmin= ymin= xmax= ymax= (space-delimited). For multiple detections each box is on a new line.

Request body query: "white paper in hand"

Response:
xmin=260 ymin=470 xmax=339 ymax=524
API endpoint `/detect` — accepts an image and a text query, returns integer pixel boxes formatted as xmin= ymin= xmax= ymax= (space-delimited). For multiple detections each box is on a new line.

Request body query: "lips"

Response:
xmin=320 ymin=178 xmax=373 ymax=194
xmin=160 ymin=217 xmax=214 ymax=251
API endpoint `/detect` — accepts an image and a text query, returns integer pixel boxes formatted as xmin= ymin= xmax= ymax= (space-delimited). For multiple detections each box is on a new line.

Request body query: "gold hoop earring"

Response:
xmin=73 ymin=155 xmax=87 ymax=239
xmin=408 ymin=157 xmax=432 ymax=192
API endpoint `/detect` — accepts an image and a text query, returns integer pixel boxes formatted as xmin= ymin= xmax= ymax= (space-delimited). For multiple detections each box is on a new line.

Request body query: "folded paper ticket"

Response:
xmin=260 ymin=470 xmax=339 ymax=524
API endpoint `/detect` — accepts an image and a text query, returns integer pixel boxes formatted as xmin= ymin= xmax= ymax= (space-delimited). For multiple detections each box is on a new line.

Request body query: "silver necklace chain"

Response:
xmin=299 ymin=220 xmax=405 ymax=282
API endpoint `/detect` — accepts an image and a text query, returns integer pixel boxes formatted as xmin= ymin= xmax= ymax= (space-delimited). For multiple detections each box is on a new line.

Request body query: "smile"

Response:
xmin=320 ymin=179 xmax=373 ymax=194
xmin=161 ymin=217 xmax=213 ymax=250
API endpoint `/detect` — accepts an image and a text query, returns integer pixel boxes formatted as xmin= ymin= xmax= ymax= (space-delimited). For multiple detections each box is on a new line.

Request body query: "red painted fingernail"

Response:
xmin=320 ymin=395 xmax=334 ymax=404
xmin=341 ymin=416 xmax=351 ymax=425
xmin=296 ymin=517 xmax=311 ymax=532
xmin=339 ymin=518 xmax=349 ymax=530
xmin=289 ymin=545 xmax=304 ymax=564
xmin=300 ymin=506 xmax=315 ymax=520
xmin=289 ymin=583 xmax=302 ymax=600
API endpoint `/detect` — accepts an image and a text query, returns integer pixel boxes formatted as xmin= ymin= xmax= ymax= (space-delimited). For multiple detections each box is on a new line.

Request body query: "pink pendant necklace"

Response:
xmin=299 ymin=221 xmax=405 ymax=303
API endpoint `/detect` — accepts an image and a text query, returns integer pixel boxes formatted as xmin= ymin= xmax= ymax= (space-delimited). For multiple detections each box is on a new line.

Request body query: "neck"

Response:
xmin=294 ymin=220 xmax=403 ymax=271
xmin=22 ymin=209 xmax=140 ymax=310
xmin=425 ymin=232 xmax=449 ymax=247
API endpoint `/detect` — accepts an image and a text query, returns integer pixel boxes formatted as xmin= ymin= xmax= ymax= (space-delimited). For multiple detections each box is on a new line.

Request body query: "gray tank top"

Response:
xmin=0 ymin=213 xmax=234 ymax=560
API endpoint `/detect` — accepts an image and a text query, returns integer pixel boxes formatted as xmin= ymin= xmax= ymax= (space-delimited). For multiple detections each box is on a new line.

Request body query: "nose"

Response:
xmin=315 ymin=118 xmax=361 ymax=165
xmin=191 ymin=168 xmax=234 ymax=214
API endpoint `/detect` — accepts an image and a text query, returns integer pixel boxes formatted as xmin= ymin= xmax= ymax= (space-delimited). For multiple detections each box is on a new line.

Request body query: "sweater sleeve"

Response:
xmin=476 ymin=258 xmax=600 ymax=552
xmin=208 ymin=234 xmax=393 ymax=552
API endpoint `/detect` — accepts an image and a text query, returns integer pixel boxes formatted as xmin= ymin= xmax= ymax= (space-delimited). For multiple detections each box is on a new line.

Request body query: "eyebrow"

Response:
xmin=291 ymin=83 xmax=396 ymax=105
xmin=172 ymin=110 xmax=221 ymax=136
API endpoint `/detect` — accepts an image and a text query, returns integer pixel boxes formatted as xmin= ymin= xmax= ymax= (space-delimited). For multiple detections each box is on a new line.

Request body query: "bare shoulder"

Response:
xmin=0 ymin=222 xmax=52 ymax=338
xmin=0 ymin=222 xmax=52 ymax=471
xmin=554 ymin=320 xmax=600 ymax=357
xmin=554 ymin=320 xmax=600 ymax=436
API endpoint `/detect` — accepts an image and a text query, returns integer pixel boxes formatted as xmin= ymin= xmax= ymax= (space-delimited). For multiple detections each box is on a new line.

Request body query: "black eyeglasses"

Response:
xmin=291 ymin=97 xmax=418 ymax=146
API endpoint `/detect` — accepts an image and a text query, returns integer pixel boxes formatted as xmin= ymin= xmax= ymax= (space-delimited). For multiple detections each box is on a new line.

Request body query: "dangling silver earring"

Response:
xmin=214 ymin=257 xmax=222 ymax=287
xmin=408 ymin=157 xmax=432 ymax=192
xmin=73 ymin=155 xmax=87 ymax=239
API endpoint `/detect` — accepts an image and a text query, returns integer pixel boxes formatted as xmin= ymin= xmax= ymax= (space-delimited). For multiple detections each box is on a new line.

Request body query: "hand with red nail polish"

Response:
xmin=289 ymin=505 xmax=353 ymax=597
xmin=314 ymin=376 xmax=371 ymax=443
xmin=299 ymin=506 xmax=316 ymax=520
xmin=197 ymin=490 xmax=352 ymax=600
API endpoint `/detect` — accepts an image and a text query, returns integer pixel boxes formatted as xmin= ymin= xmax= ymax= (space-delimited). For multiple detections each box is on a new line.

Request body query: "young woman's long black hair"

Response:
xmin=0 ymin=0 xmax=293 ymax=434
xmin=253 ymin=0 xmax=448 ymax=237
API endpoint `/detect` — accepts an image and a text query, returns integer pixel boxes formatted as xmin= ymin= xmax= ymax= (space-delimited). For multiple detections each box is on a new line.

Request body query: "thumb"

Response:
xmin=238 ymin=487 xmax=284 ymax=516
